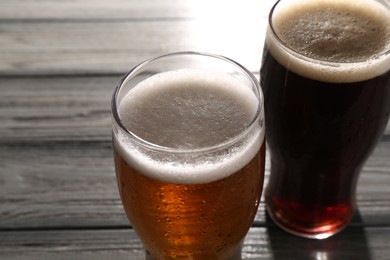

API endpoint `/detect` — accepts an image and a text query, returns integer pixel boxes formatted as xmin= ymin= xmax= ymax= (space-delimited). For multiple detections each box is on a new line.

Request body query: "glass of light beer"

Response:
xmin=112 ymin=52 xmax=266 ymax=259
xmin=260 ymin=0 xmax=390 ymax=239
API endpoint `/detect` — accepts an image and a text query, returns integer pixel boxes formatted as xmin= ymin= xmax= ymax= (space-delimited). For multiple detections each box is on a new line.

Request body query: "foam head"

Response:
xmin=267 ymin=0 xmax=390 ymax=83
xmin=114 ymin=69 xmax=265 ymax=184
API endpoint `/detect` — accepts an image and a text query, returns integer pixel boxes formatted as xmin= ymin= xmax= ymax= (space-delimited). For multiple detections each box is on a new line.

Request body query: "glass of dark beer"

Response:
xmin=261 ymin=0 xmax=390 ymax=239
xmin=112 ymin=52 xmax=266 ymax=259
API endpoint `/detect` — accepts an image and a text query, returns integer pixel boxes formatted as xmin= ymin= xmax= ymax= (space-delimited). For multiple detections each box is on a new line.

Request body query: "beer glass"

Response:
xmin=260 ymin=0 xmax=390 ymax=239
xmin=112 ymin=52 xmax=266 ymax=259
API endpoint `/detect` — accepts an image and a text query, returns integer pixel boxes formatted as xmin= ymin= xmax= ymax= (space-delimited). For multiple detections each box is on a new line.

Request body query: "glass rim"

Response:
xmin=268 ymin=0 xmax=390 ymax=66
xmin=111 ymin=51 xmax=264 ymax=155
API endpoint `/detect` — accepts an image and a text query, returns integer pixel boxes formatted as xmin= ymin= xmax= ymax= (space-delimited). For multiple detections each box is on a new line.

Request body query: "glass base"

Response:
xmin=266 ymin=204 xmax=349 ymax=240
xmin=145 ymin=242 xmax=243 ymax=260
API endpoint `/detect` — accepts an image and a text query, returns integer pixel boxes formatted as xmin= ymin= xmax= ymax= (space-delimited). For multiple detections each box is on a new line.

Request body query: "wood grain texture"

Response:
xmin=0 ymin=76 xmax=116 ymax=143
xmin=0 ymin=0 xmax=274 ymax=20
xmin=0 ymin=0 xmax=273 ymax=76
xmin=0 ymin=22 xmax=265 ymax=75
xmin=1 ymin=227 xmax=389 ymax=260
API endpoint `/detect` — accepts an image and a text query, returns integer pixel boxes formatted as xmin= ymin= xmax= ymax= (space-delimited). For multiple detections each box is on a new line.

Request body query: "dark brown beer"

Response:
xmin=113 ymin=68 xmax=266 ymax=258
xmin=261 ymin=0 xmax=390 ymax=238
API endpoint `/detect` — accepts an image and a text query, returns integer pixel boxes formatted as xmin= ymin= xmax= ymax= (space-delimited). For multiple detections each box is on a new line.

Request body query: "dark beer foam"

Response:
xmin=115 ymin=69 xmax=265 ymax=184
xmin=267 ymin=0 xmax=390 ymax=83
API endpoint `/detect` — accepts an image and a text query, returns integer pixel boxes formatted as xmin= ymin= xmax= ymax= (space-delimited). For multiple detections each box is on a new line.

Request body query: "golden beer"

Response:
xmin=112 ymin=53 xmax=265 ymax=259
xmin=114 ymin=146 xmax=265 ymax=259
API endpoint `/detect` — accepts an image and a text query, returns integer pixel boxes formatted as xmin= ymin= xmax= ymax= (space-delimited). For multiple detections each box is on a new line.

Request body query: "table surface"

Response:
xmin=1 ymin=0 xmax=389 ymax=259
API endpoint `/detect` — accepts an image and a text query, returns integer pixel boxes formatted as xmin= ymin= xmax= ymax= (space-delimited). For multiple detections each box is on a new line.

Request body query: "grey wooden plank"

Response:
xmin=0 ymin=0 xmax=274 ymax=20
xmin=0 ymin=229 xmax=145 ymax=260
xmin=0 ymin=15 xmax=267 ymax=75
xmin=0 ymin=138 xmax=389 ymax=229
xmin=0 ymin=76 xmax=117 ymax=143
xmin=1 ymin=76 xmax=389 ymax=144
xmin=0 ymin=0 xmax=194 ymax=20
xmin=1 ymin=226 xmax=389 ymax=260
xmin=0 ymin=142 xmax=127 ymax=229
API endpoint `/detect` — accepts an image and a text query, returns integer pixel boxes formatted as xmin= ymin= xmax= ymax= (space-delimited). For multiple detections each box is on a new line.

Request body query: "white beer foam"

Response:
xmin=114 ymin=69 xmax=265 ymax=184
xmin=266 ymin=0 xmax=390 ymax=83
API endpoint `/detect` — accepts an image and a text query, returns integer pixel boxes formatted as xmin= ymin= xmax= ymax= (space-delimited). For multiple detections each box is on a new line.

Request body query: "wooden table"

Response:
xmin=0 ymin=0 xmax=389 ymax=259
